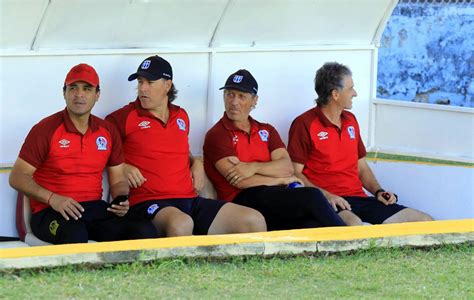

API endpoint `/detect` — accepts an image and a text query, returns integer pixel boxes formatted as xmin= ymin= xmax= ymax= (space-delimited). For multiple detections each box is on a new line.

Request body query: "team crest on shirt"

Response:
xmin=258 ymin=130 xmax=269 ymax=142
xmin=138 ymin=120 xmax=151 ymax=129
xmin=59 ymin=139 xmax=70 ymax=148
xmin=347 ymin=126 xmax=356 ymax=139
xmin=232 ymin=135 xmax=239 ymax=144
xmin=96 ymin=136 xmax=108 ymax=150
xmin=147 ymin=204 xmax=159 ymax=215
xmin=177 ymin=118 xmax=186 ymax=131
xmin=317 ymin=131 xmax=329 ymax=140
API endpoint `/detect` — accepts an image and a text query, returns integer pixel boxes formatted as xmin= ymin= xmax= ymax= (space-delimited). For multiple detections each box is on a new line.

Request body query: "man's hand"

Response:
xmin=376 ymin=191 xmax=397 ymax=205
xmin=325 ymin=193 xmax=352 ymax=211
xmin=190 ymin=159 xmax=205 ymax=193
xmin=107 ymin=199 xmax=129 ymax=217
xmin=124 ymin=163 xmax=146 ymax=188
xmin=225 ymin=157 xmax=258 ymax=186
xmin=49 ymin=194 xmax=84 ymax=221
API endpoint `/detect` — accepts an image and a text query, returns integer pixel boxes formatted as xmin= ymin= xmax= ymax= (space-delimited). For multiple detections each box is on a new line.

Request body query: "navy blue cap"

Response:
xmin=128 ymin=55 xmax=173 ymax=81
xmin=220 ymin=69 xmax=258 ymax=95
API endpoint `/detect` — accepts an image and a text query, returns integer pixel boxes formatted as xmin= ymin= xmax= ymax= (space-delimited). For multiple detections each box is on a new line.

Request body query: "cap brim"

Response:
xmin=219 ymin=85 xmax=255 ymax=94
xmin=64 ymin=79 xmax=98 ymax=87
xmin=128 ymin=70 xmax=162 ymax=81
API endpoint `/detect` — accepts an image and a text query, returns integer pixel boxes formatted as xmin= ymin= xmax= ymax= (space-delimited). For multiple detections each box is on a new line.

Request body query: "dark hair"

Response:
xmin=167 ymin=83 xmax=178 ymax=103
xmin=63 ymin=85 xmax=100 ymax=93
xmin=314 ymin=62 xmax=352 ymax=106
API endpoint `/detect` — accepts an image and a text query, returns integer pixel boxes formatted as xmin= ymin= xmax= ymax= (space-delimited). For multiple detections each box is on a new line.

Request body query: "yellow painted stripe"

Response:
xmin=366 ymin=157 xmax=473 ymax=168
xmin=1 ymin=219 xmax=472 ymax=259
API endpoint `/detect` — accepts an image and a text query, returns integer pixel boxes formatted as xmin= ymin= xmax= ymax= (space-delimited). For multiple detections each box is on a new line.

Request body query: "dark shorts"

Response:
xmin=130 ymin=197 xmax=227 ymax=235
xmin=339 ymin=196 xmax=407 ymax=224
xmin=31 ymin=200 xmax=158 ymax=244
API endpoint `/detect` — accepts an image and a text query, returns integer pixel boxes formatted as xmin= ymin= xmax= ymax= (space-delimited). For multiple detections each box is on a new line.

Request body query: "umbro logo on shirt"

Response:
xmin=59 ymin=139 xmax=70 ymax=148
xmin=317 ymin=131 xmax=329 ymax=140
xmin=232 ymin=135 xmax=239 ymax=144
xmin=138 ymin=121 xmax=151 ymax=129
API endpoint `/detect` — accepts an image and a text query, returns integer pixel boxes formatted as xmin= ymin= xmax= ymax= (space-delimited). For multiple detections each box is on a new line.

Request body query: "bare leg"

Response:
xmin=383 ymin=208 xmax=433 ymax=224
xmin=207 ymin=203 xmax=267 ymax=235
xmin=152 ymin=206 xmax=194 ymax=237
xmin=338 ymin=210 xmax=363 ymax=226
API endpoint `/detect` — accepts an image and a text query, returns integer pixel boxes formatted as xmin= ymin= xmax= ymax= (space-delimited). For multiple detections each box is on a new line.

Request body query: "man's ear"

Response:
xmin=331 ymin=89 xmax=339 ymax=102
xmin=253 ymin=95 xmax=259 ymax=106
xmin=165 ymin=80 xmax=172 ymax=92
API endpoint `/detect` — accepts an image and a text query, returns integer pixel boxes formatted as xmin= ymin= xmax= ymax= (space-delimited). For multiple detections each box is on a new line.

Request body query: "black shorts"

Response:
xmin=31 ymin=200 xmax=157 ymax=244
xmin=130 ymin=197 xmax=227 ymax=235
xmin=339 ymin=196 xmax=407 ymax=224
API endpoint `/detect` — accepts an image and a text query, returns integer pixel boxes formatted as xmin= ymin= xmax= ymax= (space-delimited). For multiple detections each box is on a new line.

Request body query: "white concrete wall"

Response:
xmin=370 ymin=100 xmax=474 ymax=162
xmin=369 ymin=161 xmax=474 ymax=221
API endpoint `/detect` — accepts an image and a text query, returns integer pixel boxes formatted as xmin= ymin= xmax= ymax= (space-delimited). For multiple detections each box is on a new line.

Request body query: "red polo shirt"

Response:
xmin=203 ymin=113 xmax=286 ymax=201
xmin=19 ymin=109 xmax=124 ymax=214
xmin=288 ymin=107 xmax=367 ymax=197
xmin=106 ymin=99 xmax=196 ymax=206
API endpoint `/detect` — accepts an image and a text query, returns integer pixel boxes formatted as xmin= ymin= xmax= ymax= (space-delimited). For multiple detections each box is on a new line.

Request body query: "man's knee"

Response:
xmin=338 ymin=210 xmax=363 ymax=226
xmin=237 ymin=206 xmax=267 ymax=232
xmin=208 ymin=203 xmax=267 ymax=234
xmin=383 ymin=208 xmax=434 ymax=224
xmin=153 ymin=207 xmax=194 ymax=237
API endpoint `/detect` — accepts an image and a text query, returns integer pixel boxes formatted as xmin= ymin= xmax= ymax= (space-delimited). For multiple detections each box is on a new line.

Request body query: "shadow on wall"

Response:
xmin=377 ymin=0 xmax=474 ymax=108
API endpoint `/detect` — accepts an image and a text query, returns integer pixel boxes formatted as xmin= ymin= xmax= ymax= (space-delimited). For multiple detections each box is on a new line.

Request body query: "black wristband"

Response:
xmin=375 ymin=188 xmax=385 ymax=199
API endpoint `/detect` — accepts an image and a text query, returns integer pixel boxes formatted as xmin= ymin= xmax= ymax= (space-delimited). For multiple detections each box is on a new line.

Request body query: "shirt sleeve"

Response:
xmin=105 ymin=108 xmax=128 ymax=142
xmin=267 ymin=124 xmax=286 ymax=152
xmin=287 ymin=116 xmax=312 ymax=165
xmin=105 ymin=123 xmax=125 ymax=166
xmin=357 ymin=133 xmax=367 ymax=159
xmin=18 ymin=123 xmax=54 ymax=168
xmin=203 ymin=126 xmax=236 ymax=166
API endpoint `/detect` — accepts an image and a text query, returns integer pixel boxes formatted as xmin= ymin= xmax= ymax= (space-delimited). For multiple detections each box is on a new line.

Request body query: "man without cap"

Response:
xmin=288 ymin=62 xmax=433 ymax=225
xmin=106 ymin=56 xmax=266 ymax=237
xmin=203 ymin=69 xmax=346 ymax=230
xmin=9 ymin=63 xmax=158 ymax=244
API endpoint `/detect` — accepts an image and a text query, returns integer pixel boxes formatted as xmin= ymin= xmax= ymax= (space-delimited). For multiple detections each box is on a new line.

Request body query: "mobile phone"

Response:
xmin=110 ymin=195 xmax=128 ymax=207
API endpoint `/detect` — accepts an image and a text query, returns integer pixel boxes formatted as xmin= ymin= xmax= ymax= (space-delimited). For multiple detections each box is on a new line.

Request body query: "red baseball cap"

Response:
xmin=64 ymin=63 xmax=99 ymax=87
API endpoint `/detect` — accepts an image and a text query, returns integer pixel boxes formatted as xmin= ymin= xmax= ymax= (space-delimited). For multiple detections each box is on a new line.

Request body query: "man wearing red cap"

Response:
xmin=106 ymin=56 xmax=266 ymax=237
xmin=9 ymin=63 xmax=158 ymax=244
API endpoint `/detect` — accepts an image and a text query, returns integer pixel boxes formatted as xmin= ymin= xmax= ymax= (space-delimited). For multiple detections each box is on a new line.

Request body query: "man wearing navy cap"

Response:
xmin=9 ymin=63 xmax=158 ymax=244
xmin=203 ymin=69 xmax=347 ymax=230
xmin=106 ymin=56 xmax=266 ymax=237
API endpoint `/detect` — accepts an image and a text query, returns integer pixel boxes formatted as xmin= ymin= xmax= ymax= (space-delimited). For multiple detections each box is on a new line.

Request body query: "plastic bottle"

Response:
xmin=287 ymin=182 xmax=304 ymax=188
